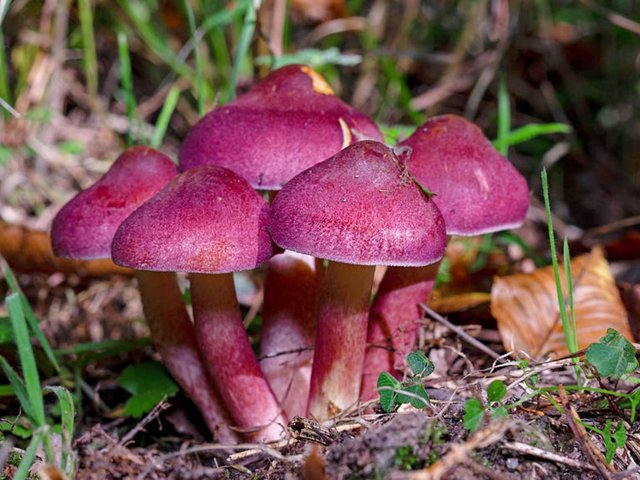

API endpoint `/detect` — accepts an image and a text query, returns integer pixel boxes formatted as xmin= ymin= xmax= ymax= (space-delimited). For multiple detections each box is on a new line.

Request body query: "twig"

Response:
xmin=118 ymin=400 xmax=171 ymax=447
xmin=503 ymin=441 xmax=598 ymax=472
xmin=558 ymin=385 xmax=614 ymax=479
xmin=257 ymin=345 xmax=313 ymax=361
xmin=420 ymin=304 xmax=501 ymax=360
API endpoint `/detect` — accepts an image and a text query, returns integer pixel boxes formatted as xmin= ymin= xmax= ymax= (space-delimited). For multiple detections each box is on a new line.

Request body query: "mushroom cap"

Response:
xmin=51 ymin=146 xmax=177 ymax=260
xmin=269 ymin=140 xmax=446 ymax=266
xmin=401 ymin=114 xmax=530 ymax=236
xmin=178 ymin=64 xmax=382 ymax=190
xmin=112 ymin=165 xmax=273 ymax=274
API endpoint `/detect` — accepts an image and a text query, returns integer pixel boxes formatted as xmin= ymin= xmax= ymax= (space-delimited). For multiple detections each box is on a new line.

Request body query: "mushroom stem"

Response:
xmin=260 ymin=252 xmax=318 ymax=418
xmin=359 ymin=262 xmax=440 ymax=402
xmin=307 ymin=261 xmax=375 ymax=420
xmin=190 ymin=272 xmax=287 ymax=442
xmin=135 ymin=271 xmax=238 ymax=442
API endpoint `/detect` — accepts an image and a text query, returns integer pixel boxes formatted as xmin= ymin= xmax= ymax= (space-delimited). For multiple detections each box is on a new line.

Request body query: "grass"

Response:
xmin=117 ymin=32 xmax=139 ymax=146
xmin=541 ymin=169 xmax=580 ymax=361
xmin=1 ymin=265 xmax=76 ymax=478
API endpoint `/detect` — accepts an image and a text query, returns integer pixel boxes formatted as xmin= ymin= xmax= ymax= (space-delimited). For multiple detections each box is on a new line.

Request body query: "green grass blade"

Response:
xmin=2 ymin=261 xmax=59 ymax=371
xmin=228 ymin=1 xmax=255 ymax=101
xmin=563 ymin=238 xmax=578 ymax=352
xmin=0 ymin=30 xmax=12 ymax=119
xmin=0 ymin=384 xmax=14 ymax=396
xmin=7 ymin=293 xmax=45 ymax=427
xmin=496 ymin=74 xmax=510 ymax=156
xmin=117 ymin=32 xmax=138 ymax=146
xmin=78 ymin=0 xmax=98 ymax=97
xmin=182 ymin=0 xmax=204 ymax=115
xmin=541 ymin=169 xmax=575 ymax=355
xmin=44 ymin=386 xmax=75 ymax=476
xmin=493 ymin=123 xmax=571 ymax=151
xmin=53 ymin=337 xmax=152 ymax=357
xmin=150 ymin=85 xmax=181 ymax=148
xmin=117 ymin=0 xmax=194 ymax=83
xmin=0 ymin=355 xmax=34 ymax=419
xmin=11 ymin=427 xmax=48 ymax=480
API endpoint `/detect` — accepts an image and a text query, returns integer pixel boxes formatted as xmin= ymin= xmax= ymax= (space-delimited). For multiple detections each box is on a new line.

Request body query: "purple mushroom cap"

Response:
xmin=51 ymin=146 xmax=177 ymax=260
xmin=178 ymin=64 xmax=383 ymax=190
xmin=401 ymin=115 xmax=530 ymax=236
xmin=112 ymin=165 xmax=273 ymax=274
xmin=269 ymin=140 xmax=447 ymax=266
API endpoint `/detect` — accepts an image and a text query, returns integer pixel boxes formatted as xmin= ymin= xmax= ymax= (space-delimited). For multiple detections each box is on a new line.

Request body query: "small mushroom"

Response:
xmin=360 ymin=115 xmax=530 ymax=401
xmin=51 ymin=146 xmax=237 ymax=441
xmin=269 ymin=141 xmax=446 ymax=420
xmin=112 ymin=165 xmax=286 ymax=441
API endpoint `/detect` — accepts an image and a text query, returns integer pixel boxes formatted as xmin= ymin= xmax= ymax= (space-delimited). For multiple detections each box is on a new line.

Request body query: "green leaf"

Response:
xmin=57 ymin=140 xmax=84 ymax=155
xmin=2 ymin=261 xmax=60 ymax=371
xmin=377 ymin=372 xmax=401 ymax=413
xmin=491 ymin=406 xmax=509 ymax=421
xmin=586 ymin=328 xmax=638 ymax=379
xmin=463 ymin=398 xmax=484 ymax=432
xmin=44 ymin=386 xmax=75 ymax=476
xmin=12 ymin=426 xmax=47 ymax=480
xmin=613 ymin=422 xmax=627 ymax=450
xmin=0 ymin=356 xmax=34 ymax=420
xmin=406 ymin=351 xmax=434 ymax=378
xmin=118 ymin=362 xmax=179 ymax=418
xmin=487 ymin=380 xmax=507 ymax=403
xmin=7 ymin=293 xmax=45 ymax=427
xmin=396 ymin=382 xmax=430 ymax=409
xmin=492 ymin=123 xmax=571 ymax=151
xmin=0 ymin=316 xmax=12 ymax=343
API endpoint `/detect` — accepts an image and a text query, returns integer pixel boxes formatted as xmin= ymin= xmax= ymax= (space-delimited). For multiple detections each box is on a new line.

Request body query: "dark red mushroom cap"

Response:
xmin=269 ymin=141 xmax=446 ymax=266
xmin=401 ymin=114 xmax=530 ymax=236
xmin=51 ymin=146 xmax=177 ymax=260
xmin=112 ymin=165 xmax=273 ymax=274
xmin=178 ymin=64 xmax=382 ymax=190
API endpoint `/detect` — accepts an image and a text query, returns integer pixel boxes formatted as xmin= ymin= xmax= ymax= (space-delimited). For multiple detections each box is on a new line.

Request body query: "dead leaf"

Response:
xmin=0 ymin=220 xmax=131 ymax=277
xmin=491 ymin=247 xmax=632 ymax=358
xmin=429 ymin=291 xmax=491 ymax=314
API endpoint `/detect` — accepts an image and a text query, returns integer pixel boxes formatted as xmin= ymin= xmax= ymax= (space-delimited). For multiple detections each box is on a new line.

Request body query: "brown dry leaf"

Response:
xmin=491 ymin=246 xmax=632 ymax=358
xmin=429 ymin=291 xmax=491 ymax=314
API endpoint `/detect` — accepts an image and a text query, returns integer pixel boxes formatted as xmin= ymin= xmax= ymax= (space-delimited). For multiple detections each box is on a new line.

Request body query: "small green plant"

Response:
xmin=579 ymin=419 xmax=626 ymax=464
xmin=394 ymin=446 xmax=421 ymax=471
xmin=586 ymin=328 xmax=639 ymax=380
xmin=541 ymin=168 xmax=580 ymax=381
xmin=117 ymin=362 xmax=179 ymax=418
xmin=0 ymin=262 xmax=76 ymax=479
xmin=377 ymin=351 xmax=434 ymax=412
xmin=463 ymin=380 xmax=509 ymax=432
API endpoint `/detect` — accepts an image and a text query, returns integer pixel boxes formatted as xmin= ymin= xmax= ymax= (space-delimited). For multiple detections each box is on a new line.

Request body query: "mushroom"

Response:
xmin=178 ymin=64 xmax=382 ymax=416
xmin=51 ymin=146 xmax=237 ymax=441
xmin=178 ymin=64 xmax=382 ymax=189
xmin=269 ymin=141 xmax=446 ymax=420
xmin=360 ymin=115 xmax=530 ymax=401
xmin=259 ymin=252 xmax=318 ymax=418
xmin=112 ymin=165 xmax=287 ymax=441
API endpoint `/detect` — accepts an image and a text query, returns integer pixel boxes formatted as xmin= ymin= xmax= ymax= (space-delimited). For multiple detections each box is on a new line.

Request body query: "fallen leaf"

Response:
xmin=491 ymin=247 xmax=632 ymax=358
xmin=429 ymin=291 xmax=491 ymax=314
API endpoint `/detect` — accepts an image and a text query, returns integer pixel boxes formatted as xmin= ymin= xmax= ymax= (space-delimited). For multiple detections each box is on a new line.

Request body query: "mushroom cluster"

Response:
xmin=51 ymin=65 xmax=529 ymax=442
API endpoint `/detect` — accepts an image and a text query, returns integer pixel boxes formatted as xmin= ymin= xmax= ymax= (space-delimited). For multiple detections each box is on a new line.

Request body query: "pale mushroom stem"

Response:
xmin=307 ymin=261 xmax=375 ymax=420
xmin=135 ymin=271 xmax=238 ymax=443
xmin=190 ymin=272 xmax=287 ymax=442
xmin=260 ymin=252 xmax=318 ymax=418
xmin=359 ymin=262 xmax=440 ymax=402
